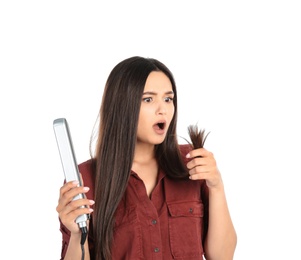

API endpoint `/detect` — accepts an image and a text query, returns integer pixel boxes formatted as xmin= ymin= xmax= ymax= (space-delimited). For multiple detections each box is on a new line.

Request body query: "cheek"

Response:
xmin=137 ymin=117 xmax=150 ymax=141
xmin=168 ymin=106 xmax=175 ymax=120
xmin=139 ymin=105 xmax=153 ymax=121
xmin=137 ymin=110 xmax=149 ymax=131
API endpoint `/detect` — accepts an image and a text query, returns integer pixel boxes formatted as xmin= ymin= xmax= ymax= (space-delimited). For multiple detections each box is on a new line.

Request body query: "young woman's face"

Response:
xmin=136 ymin=71 xmax=175 ymax=145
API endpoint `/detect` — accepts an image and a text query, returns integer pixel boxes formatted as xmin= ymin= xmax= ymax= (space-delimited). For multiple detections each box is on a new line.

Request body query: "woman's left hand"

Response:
xmin=186 ymin=148 xmax=222 ymax=189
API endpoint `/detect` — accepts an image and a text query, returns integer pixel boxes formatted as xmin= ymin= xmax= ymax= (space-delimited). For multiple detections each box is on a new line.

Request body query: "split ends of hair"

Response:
xmin=187 ymin=124 xmax=210 ymax=149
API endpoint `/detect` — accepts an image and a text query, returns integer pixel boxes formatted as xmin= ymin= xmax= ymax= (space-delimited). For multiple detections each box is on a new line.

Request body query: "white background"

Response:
xmin=1 ymin=1 xmax=300 ymax=259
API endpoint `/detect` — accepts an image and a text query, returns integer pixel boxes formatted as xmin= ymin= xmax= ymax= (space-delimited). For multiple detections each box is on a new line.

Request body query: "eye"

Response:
xmin=165 ymin=97 xmax=174 ymax=102
xmin=143 ymin=97 xmax=153 ymax=103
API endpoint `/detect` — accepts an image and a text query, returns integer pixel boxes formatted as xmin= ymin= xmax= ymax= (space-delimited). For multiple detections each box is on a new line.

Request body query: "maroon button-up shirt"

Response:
xmin=59 ymin=144 xmax=209 ymax=260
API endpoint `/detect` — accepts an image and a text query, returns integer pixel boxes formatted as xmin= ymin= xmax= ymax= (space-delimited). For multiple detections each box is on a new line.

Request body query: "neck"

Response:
xmin=133 ymin=142 xmax=156 ymax=165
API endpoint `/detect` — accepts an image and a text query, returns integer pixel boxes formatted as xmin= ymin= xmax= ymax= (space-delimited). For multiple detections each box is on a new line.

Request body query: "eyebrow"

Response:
xmin=142 ymin=91 xmax=174 ymax=95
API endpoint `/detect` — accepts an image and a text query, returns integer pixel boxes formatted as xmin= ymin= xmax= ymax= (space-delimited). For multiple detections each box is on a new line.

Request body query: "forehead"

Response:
xmin=144 ymin=71 xmax=173 ymax=92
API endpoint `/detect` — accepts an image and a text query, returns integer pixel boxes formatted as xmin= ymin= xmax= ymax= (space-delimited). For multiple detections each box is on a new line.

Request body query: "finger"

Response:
xmin=56 ymin=181 xmax=79 ymax=212
xmin=61 ymin=199 xmax=94 ymax=216
xmin=186 ymin=157 xmax=208 ymax=169
xmin=189 ymin=165 xmax=211 ymax=175
xmin=58 ymin=199 xmax=94 ymax=221
xmin=59 ymin=180 xmax=80 ymax=196
xmin=57 ymin=186 xmax=90 ymax=212
xmin=64 ymin=186 xmax=90 ymax=202
xmin=59 ymin=173 xmax=85 ymax=198
xmin=186 ymin=148 xmax=212 ymax=159
xmin=61 ymin=206 xmax=93 ymax=226
xmin=66 ymin=199 xmax=95 ymax=212
xmin=189 ymin=171 xmax=209 ymax=180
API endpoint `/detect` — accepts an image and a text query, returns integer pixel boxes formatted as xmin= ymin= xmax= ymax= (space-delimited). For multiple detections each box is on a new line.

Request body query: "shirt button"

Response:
xmin=154 ymin=247 xmax=160 ymax=253
xmin=151 ymin=219 xmax=157 ymax=225
xmin=189 ymin=208 xmax=193 ymax=213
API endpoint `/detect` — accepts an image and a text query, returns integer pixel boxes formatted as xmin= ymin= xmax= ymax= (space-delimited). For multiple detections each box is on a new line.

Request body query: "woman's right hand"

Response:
xmin=56 ymin=179 xmax=94 ymax=234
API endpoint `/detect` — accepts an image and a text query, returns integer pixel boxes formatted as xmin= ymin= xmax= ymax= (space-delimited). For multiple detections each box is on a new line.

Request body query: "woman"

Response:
xmin=56 ymin=56 xmax=237 ymax=259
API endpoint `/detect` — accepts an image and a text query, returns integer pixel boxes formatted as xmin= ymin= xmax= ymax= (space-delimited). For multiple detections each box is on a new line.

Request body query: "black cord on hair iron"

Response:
xmin=80 ymin=226 xmax=88 ymax=260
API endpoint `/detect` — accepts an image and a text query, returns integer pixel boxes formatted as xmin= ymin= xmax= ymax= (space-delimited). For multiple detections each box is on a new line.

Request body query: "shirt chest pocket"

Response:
xmin=167 ymin=201 xmax=205 ymax=259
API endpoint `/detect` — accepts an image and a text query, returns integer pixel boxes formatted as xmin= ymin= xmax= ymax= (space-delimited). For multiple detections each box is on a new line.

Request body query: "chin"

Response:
xmin=153 ymin=136 xmax=166 ymax=145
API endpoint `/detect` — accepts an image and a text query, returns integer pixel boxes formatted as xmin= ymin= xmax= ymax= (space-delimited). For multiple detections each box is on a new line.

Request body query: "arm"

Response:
xmin=64 ymin=233 xmax=90 ymax=260
xmin=186 ymin=148 xmax=237 ymax=260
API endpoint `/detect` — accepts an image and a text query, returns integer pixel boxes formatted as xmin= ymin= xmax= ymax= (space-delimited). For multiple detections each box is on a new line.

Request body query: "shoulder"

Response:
xmin=78 ymin=158 xmax=95 ymax=200
xmin=78 ymin=158 xmax=95 ymax=175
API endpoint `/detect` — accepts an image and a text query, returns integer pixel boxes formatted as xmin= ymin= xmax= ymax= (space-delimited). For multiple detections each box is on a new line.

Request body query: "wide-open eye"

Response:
xmin=143 ymin=97 xmax=153 ymax=103
xmin=164 ymin=97 xmax=174 ymax=102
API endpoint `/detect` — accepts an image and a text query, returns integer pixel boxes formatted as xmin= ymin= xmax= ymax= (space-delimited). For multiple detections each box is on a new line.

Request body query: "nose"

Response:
xmin=156 ymin=101 xmax=167 ymax=115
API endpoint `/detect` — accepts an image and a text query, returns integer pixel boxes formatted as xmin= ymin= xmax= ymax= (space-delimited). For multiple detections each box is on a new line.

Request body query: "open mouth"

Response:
xmin=157 ymin=122 xmax=165 ymax=130
xmin=153 ymin=121 xmax=166 ymax=132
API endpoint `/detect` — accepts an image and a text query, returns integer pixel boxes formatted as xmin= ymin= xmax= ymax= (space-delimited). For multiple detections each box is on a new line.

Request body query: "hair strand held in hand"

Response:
xmin=187 ymin=124 xmax=210 ymax=149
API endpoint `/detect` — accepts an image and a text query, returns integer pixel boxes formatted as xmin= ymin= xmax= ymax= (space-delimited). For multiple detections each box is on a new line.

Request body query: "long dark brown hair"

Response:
xmin=90 ymin=56 xmax=188 ymax=259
